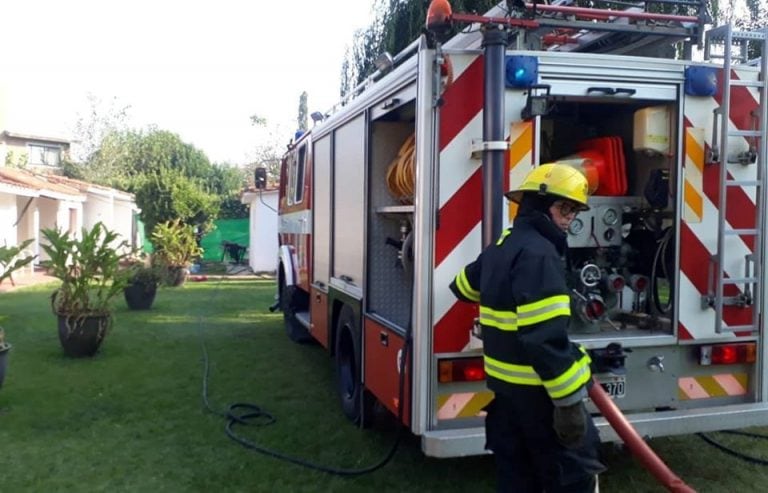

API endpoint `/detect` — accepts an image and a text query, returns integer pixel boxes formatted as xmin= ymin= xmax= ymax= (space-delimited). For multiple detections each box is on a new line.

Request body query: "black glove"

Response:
xmin=553 ymin=402 xmax=588 ymax=449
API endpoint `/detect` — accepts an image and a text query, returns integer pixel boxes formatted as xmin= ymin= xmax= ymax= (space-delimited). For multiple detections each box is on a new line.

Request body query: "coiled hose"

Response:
xmin=386 ymin=134 xmax=416 ymax=204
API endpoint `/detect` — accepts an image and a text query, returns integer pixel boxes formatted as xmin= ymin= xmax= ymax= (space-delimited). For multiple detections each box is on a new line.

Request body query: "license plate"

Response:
xmin=597 ymin=374 xmax=626 ymax=399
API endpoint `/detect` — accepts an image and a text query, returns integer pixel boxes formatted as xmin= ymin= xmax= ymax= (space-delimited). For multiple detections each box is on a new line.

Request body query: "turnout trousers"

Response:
xmin=485 ymin=389 xmax=605 ymax=493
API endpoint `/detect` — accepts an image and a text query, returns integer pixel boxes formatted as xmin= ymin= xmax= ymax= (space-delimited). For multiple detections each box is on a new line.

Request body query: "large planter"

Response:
xmin=0 ymin=344 xmax=10 ymax=388
xmin=124 ymin=282 xmax=157 ymax=310
xmin=57 ymin=314 xmax=111 ymax=358
xmin=166 ymin=266 xmax=188 ymax=287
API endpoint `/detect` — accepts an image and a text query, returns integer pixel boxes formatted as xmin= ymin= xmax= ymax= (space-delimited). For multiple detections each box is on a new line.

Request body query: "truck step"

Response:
xmin=296 ymin=311 xmax=311 ymax=330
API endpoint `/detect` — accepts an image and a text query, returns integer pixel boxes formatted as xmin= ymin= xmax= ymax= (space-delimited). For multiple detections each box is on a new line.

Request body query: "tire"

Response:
xmin=334 ymin=305 xmax=374 ymax=427
xmin=281 ymin=280 xmax=313 ymax=344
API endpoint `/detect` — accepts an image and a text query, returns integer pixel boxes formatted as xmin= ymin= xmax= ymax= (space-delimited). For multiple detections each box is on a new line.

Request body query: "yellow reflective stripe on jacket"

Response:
xmin=485 ymin=349 xmax=592 ymax=399
xmin=479 ymin=306 xmax=518 ymax=331
xmin=496 ymin=228 xmax=511 ymax=245
xmin=542 ymin=351 xmax=592 ymax=399
xmin=484 ymin=355 xmax=541 ymax=385
xmin=517 ymin=294 xmax=571 ymax=327
xmin=455 ymin=268 xmax=480 ymax=302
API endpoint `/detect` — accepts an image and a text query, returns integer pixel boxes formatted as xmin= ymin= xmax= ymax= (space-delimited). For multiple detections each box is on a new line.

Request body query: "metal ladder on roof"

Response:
xmin=702 ymin=24 xmax=768 ymax=333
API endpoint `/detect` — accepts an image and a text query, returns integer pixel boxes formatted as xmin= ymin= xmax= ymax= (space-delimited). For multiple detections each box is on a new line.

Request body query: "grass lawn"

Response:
xmin=1 ymin=279 xmax=768 ymax=492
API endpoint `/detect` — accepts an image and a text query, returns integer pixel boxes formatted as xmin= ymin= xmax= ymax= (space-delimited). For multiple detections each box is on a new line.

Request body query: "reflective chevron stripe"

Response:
xmin=678 ymin=373 xmax=748 ymax=400
xmin=437 ymin=391 xmax=494 ymax=419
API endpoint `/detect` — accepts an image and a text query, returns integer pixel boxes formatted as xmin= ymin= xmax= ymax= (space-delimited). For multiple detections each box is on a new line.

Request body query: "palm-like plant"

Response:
xmin=151 ymin=219 xmax=203 ymax=270
xmin=0 ymin=239 xmax=36 ymax=286
xmin=41 ymin=222 xmax=131 ymax=317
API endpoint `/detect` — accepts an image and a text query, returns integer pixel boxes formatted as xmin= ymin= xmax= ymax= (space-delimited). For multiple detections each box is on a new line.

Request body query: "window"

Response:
xmin=28 ymin=144 xmax=61 ymax=166
xmin=287 ymin=144 xmax=306 ymax=205
xmin=294 ymin=145 xmax=306 ymax=203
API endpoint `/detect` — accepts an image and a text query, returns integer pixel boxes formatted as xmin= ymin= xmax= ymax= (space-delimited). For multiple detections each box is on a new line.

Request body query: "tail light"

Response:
xmin=438 ymin=357 xmax=485 ymax=383
xmin=700 ymin=343 xmax=757 ymax=365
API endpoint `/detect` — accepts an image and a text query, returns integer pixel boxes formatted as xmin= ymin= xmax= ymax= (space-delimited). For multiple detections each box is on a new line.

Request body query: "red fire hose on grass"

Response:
xmin=589 ymin=380 xmax=697 ymax=493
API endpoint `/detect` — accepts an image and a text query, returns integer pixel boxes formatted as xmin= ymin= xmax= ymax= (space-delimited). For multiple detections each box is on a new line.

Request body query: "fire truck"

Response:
xmin=272 ymin=0 xmax=768 ymax=457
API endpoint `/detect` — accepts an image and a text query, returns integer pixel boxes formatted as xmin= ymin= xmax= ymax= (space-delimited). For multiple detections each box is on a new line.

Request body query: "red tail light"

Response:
xmin=700 ymin=343 xmax=757 ymax=365
xmin=438 ymin=357 xmax=485 ymax=383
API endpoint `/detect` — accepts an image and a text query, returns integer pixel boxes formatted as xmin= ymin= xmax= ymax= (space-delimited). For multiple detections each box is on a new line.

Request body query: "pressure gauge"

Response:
xmin=602 ymin=207 xmax=619 ymax=226
xmin=579 ymin=264 xmax=602 ymax=288
xmin=568 ymin=217 xmax=584 ymax=235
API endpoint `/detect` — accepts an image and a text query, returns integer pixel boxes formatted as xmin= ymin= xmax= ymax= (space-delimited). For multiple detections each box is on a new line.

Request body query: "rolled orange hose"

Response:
xmin=589 ymin=380 xmax=696 ymax=493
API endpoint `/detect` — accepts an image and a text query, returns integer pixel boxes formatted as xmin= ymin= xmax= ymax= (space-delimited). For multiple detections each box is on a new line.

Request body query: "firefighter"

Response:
xmin=450 ymin=163 xmax=605 ymax=493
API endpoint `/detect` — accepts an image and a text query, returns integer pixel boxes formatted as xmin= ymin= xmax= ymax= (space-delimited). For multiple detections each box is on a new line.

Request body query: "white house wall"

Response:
xmin=83 ymin=191 xmax=114 ymax=231
xmin=246 ymin=190 xmax=278 ymax=273
xmin=15 ymin=195 xmax=37 ymax=257
xmin=113 ymin=199 xmax=135 ymax=253
xmin=0 ymin=192 xmax=17 ymax=246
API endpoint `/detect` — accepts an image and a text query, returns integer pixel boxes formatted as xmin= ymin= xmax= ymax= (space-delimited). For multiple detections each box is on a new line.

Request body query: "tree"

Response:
xmin=247 ymin=114 xmax=288 ymax=187
xmin=134 ymin=167 xmax=220 ymax=236
xmin=341 ymin=0 xmax=499 ymax=93
xmin=207 ymin=163 xmax=249 ymax=219
xmin=297 ymin=91 xmax=308 ymax=132
xmin=68 ymin=93 xmax=132 ymax=165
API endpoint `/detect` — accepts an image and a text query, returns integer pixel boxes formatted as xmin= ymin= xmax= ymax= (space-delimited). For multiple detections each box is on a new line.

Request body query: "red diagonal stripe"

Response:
xmin=680 ymin=222 xmax=753 ymax=328
xmin=708 ymin=69 xmax=758 ymax=251
xmin=715 ymin=69 xmax=759 ymax=132
xmin=434 ymin=301 xmax=478 ymax=353
xmin=439 ymin=56 xmax=484 ymax=151
xmin=701 ymin=158 xmax=756 ymax=251
xmin=678 ymin=321 xmax=693 ymax=341
xmin=435 ymin=167 xmax=482 ymax=266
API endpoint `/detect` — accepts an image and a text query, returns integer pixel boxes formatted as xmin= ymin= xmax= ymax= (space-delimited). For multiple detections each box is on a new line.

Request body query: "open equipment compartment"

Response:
xmin=539 ymin=96 xmax=679 ymax=340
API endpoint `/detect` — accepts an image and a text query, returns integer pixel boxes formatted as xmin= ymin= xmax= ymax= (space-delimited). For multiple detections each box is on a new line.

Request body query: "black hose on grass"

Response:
xmin=696 ymin=430 xmax=768 ymax=466
xmin=199 ymin=277 xmax=413 ymax=476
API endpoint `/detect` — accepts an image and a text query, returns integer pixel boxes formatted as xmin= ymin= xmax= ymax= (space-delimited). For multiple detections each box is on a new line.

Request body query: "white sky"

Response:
xmin=0 ymin=0 xmax=376 ymax=164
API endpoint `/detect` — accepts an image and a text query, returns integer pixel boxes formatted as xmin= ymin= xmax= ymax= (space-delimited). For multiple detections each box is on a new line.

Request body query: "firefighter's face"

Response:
xmin=549 ymin=199 xmax=580 ymax=232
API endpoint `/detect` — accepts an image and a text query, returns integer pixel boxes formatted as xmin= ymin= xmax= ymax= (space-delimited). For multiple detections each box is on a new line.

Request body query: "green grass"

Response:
xmin=1 ymin=280 xmax=767 ymax=492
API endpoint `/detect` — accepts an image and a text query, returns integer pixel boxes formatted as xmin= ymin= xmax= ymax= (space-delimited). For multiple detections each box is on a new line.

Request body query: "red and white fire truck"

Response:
xmin=272 ymin=1 xmax=768 ymax=457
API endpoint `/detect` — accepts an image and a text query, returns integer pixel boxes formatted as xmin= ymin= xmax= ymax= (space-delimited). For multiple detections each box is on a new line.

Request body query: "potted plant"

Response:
xmin=151 ymin=219 xmax=203 ymax=287
xmin=123 ymin=262 xmax=163 ymax=310
xmin=0 ymin=327 xmax=10 ymax=389
xmin=0 ymin=240 xmax=37 ymax=388
xmin=41 ymin=222 xmax=131 ymax=358
xmin=0 ymin=239 xmax=36 ymax=287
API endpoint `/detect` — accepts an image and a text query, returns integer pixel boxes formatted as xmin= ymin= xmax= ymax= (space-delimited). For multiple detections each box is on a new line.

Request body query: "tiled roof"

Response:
xmin=0 ymin=174 xmax=38 ymax=196
xmin=44 ymin=174 xmax=134 ymax=200
xmin=0 ymin=167 xmax=84 ymax=200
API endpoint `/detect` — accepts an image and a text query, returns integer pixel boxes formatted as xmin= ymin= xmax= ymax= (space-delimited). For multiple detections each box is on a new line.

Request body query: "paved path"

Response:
xmin=0 ymin=268 xmax=57 ymax=293
xmin=0 ymin=268 xmax=274 ymax=293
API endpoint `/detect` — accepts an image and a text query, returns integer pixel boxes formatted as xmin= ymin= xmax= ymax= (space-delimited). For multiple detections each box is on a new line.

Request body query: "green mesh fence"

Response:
xmin=140 ymin=218 xmax=249 ymax=263
xmin=199 ymin=219 xmax=250 ymax=262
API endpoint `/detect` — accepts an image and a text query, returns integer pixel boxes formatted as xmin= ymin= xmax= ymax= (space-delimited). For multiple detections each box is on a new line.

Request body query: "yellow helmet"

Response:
xmin=505 ymin=163 xmax=590 ymax=211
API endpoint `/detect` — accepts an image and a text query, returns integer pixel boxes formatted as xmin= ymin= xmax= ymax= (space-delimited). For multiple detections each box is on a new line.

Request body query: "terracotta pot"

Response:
xmin=57 ymin=314 xmax=110 ymax=358
xmin=124 ymin=282 xmax=157 ymax=310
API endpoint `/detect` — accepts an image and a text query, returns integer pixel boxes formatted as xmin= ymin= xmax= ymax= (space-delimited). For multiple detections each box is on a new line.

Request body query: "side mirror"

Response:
xmin=254 ymin=167 xmax=267 ymax=190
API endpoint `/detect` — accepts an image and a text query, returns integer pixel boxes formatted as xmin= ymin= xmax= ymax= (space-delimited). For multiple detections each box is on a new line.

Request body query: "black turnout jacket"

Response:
xmin=450 ymin=212 xmax=591 ymax=407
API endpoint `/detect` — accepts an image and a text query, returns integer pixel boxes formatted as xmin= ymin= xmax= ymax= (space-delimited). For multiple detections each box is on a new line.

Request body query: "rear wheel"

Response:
xmin=335 ymin=305 xmax=373 ymax=427
xmin=280 ymin=277 xmax=312 ymax=344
